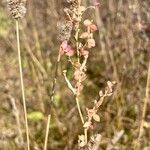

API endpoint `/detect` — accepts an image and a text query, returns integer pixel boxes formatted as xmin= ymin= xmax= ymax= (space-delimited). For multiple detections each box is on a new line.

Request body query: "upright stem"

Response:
xmin=76 ymin=29 xmax=80 ymax=63
xmin=137 ymin=61 xmax=150 ymax=149
xmin=49 ymin=54 xmax=61 ymax=102
xmin=75 ymin=0 xmax=82 ymax=63
xmin=44 ymin=115 xmax=51 ymax=150
xmin=16 ymin=20 xmax=30 ymax=150
xmin=46 ymin=53 xmax=61 ymax=114
xmin=75 ymin=0 xmax=88 ymax=144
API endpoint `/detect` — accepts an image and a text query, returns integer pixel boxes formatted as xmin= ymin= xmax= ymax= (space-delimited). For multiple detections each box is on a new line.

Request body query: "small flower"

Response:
xmin=83 ymin=19 xmax=97 ymax=33
xmin=87 ymin=38 xmax=96 ymax=48
xmin=84 ymin=19 xmax=92 ymax=26
xmin=89 ymin=24 xmax=98 ymax=32
xmin=65 ymin=45 xmax=74 ymax=56
xmin=59 ymin=41 xmax=74 ymax=57
xmin=80 ymin=48 xmax=89 ymax=58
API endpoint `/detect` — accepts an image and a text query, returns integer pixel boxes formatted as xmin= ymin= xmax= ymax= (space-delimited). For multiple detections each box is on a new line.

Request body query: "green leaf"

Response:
xmin=27 ymin=111 xmax=44 ymax=121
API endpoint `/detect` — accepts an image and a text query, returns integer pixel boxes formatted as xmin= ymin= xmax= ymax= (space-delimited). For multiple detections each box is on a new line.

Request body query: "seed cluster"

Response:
xmin=7 ymin=0 xmax=26 ymax=19
xmin=57 ymin=20 xmax=73 ymax=42
xmin=67 ymin=0 xmax=78 ymax=7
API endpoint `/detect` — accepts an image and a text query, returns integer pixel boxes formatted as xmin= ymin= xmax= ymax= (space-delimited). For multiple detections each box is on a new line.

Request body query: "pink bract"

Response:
xmin=60 ymin=41 xmax=74 ymax=56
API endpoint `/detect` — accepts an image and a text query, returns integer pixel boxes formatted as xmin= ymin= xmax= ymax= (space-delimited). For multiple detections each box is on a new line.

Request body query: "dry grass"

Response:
xmin=0 ymin=0 xmax=149 ymax=149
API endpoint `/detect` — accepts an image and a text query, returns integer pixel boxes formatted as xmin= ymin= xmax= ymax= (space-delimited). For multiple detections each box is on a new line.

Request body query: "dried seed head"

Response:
xmin=57 ymin=20 xmax=73 ymax=42
xmin=67 ymin=0 xmax=78 ymax=8
xmin=7 ymin=0 xmax=26 ymax=19
xmin=66 ymin=0 xmax=78 ymax=18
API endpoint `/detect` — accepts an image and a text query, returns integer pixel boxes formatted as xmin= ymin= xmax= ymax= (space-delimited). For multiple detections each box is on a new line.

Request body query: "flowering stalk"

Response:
xmin=57 ymin=0 xmax=115 ymax=149
xmin=7 ymin=1 xmax=30 ymax=149
xmin=16 ymin=19 xmax=30 ymax=150
xmin=136 ymin=61 xmax=150 ymax=149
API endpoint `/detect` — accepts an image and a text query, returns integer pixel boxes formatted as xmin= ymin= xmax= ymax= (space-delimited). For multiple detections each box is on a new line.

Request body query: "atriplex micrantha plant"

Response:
xmin=57 ymin=0 xmax=116 ymax=149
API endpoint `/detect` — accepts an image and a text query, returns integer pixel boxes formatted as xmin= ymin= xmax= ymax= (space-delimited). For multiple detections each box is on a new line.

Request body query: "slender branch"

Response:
xmin=49 ymin=53 xmax=61 ymax=102
xmin=46 ymin=53 xmax=61 ymax=114
xmin=63 ymin=70 xmax=87 ymax=143
xmin=63 ymin=70 xmax=87 ymax=141
xmin=44 ymin=115 xmax=51 ymax=150
xmin=137 ymin=61 xmax=150 ymax=148
xmin=16 ymin=19 xmax=30 ymax=150
xmin=63 ymin=70 xmax=76 ymax=94
xmin=75 ymin=97 xmax=85 ymax=124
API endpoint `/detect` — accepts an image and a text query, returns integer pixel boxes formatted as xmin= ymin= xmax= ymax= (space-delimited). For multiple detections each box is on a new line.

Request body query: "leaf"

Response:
xmin=93 ymin=114 xmax=100 ymax=122
xmin=27 ymin=111 xmax=44 ymax=121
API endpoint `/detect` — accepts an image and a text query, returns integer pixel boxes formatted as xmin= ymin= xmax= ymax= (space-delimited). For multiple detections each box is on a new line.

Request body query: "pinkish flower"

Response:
xmin=83 ymin=19 xmax=92 ymax=26
xmin=89 ymin=24 xmax=97 ymax=32
xmin=61 ymin=40 xmax=68 ymax=50
xmin=80 ymin=48 xmax=89 ymax=58
xmin=87 ymin=38 xmax=96 ymax=48
xmin=65 ymin=45 xmax=74 ymax=56
xmin=59 ymin=41 xmax=74 ymax=56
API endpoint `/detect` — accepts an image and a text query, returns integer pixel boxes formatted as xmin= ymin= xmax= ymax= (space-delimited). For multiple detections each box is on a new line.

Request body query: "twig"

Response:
xmin=75 ymin=97 xmax=85 ymax=124
xmin=137 ymin=61 xmax=150 ymax=148
xmin=63 ymin=70 xmax=76 ymax=94
xmin=49 ymin=53 xmax=61 ymax=102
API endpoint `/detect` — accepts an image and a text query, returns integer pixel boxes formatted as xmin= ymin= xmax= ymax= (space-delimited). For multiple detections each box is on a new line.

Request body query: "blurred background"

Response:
xmin=0 ymin=0 xmax=149 ymax=149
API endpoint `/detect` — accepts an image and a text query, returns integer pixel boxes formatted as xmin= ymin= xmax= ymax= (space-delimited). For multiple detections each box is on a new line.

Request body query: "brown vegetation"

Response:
xmin=0 ymin=0 xmax=149 ymax=149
